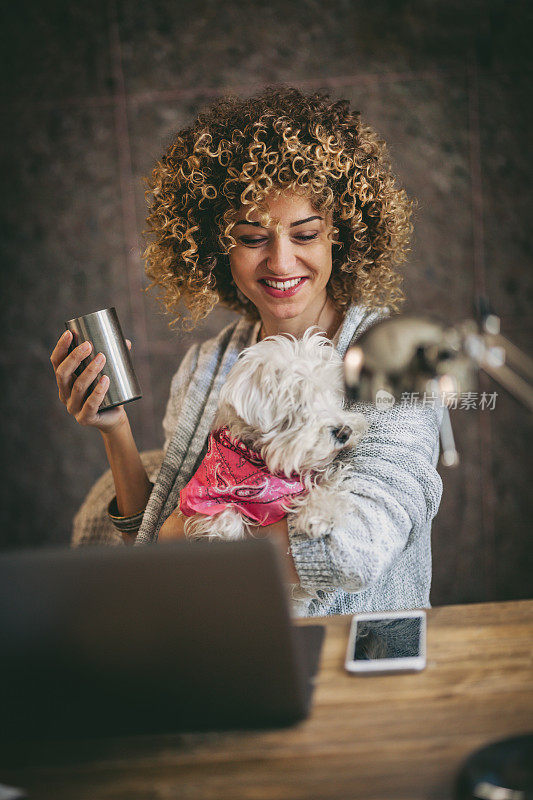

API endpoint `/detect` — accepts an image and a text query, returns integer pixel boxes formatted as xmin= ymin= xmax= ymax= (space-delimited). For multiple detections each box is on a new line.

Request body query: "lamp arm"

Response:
xmin=478 ymin=334 xmax=533 ymax=412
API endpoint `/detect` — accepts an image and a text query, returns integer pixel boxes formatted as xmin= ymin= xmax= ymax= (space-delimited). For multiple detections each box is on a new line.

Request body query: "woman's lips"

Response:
xmin=259 ymin=277 xmax=308 ymax=298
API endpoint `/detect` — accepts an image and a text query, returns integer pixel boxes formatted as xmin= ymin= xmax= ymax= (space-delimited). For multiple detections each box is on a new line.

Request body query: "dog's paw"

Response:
xmin=293 ymin=490 xmax=334 ymax=539
xmin=306 ymin=517 xmax=335 ymax=539
xmin=327 ymin=491 xmax=355 ymax=526
xmin=293 ymin=485 xmax=354 ymax=539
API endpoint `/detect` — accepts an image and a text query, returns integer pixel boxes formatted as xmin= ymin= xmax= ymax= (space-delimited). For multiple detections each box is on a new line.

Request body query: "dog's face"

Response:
xmin=214 ymin=329 xmax=368 ymax=475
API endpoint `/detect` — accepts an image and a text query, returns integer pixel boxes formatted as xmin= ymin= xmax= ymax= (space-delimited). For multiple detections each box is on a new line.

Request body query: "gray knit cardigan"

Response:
xmin=73 ymin=304 xmax=444 ymax=617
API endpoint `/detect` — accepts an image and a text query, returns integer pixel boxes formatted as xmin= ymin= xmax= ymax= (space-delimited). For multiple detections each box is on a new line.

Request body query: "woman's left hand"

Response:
xmin=158 ymin=511 xmax=187 ymax=541
xmin=159 ymin=513 xmax=299 ymax=582
xmin=248 ymin=518 xmax=299 ymax=582
xmin=248 ymin=518 xmax=287 ymax=541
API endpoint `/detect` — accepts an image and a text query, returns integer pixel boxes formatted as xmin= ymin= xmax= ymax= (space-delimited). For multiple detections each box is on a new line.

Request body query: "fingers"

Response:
xmin=50 ymin=330 xmax=73 ymax=371
xmin=76 ymin=373 xmax=110 ymax=425
xmin=66 ymin=352 xmax=107 ymax=417
xmin=54 ymin=337 xmax=94 ymax=405
xmin=52 ymin=331 xmax=131 ymax=410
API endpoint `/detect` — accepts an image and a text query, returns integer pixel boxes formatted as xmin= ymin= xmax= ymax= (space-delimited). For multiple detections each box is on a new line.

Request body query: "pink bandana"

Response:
xmin=179 ymin=427 xmax=306 ymax=526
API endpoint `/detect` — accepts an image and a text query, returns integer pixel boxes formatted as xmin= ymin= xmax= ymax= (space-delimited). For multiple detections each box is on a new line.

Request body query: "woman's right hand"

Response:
xmin=50 ymin=329 xmax=132 ymax=434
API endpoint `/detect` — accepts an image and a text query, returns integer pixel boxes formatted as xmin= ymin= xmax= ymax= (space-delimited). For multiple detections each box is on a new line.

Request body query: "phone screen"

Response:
xmin=351 ymin=616 xmax=422 ymax=661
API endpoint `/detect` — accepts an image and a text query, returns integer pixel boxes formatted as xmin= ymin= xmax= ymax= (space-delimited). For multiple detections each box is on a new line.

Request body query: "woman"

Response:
xmin=51 ymin=87 xmax=443 ymax=616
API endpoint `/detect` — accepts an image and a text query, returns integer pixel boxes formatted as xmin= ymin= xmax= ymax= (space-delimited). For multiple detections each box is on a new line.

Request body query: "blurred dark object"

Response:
xmin=0 ymin=540 xmax=323 ymax=741
xmin=455 ymin=733 xmax=533 ymax=800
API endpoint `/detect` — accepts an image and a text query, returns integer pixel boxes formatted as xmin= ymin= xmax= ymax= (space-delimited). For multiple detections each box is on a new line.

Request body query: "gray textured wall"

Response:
xmin=1 ymin=0 xmax=531 ymax=605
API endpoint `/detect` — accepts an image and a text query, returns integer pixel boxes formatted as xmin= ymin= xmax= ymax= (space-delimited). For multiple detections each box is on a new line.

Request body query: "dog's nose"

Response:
xmin=332 ymin=425 xmax=352 ymax=444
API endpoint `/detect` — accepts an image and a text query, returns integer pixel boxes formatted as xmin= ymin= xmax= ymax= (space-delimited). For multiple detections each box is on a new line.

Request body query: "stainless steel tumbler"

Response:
xmin=65 ymin=307 xmax=142 ymax=411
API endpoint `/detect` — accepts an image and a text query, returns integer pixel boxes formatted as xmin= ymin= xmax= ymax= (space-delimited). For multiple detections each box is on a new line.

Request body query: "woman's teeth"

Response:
xmin=263 ymin=278 xmax=303 ymax=290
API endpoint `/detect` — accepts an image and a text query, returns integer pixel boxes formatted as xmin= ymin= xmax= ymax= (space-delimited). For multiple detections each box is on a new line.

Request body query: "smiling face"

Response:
xmin=228 ymin=192 xmax=341 ymax=339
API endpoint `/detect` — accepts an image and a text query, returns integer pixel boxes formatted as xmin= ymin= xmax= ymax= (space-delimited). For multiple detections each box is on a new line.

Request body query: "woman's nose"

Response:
xmin=265 ymin=236 xmax=298 ymax=275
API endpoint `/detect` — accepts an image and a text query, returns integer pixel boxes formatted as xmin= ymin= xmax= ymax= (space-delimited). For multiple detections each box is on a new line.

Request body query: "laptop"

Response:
xmin=0 ymin=539 xmax=324 ymax=740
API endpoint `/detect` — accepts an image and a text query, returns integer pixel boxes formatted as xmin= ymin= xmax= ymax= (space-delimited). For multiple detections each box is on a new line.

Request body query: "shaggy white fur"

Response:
xmin=176 ymin=327 xmax=368 ymax=543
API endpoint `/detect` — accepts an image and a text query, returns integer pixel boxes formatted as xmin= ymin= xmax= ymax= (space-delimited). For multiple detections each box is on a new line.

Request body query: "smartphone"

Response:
xmin=345 ymin=609 xmax=426 ymax=675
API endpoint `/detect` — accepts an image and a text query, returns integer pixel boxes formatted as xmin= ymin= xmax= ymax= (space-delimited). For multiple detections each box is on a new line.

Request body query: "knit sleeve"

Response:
xmin=162 ymin=343 xmax=201 ymax=452
xmin=287 ymin=402 xmax=443 ymax=594
xmin=105 ymin=343 xmax=201 ymax=535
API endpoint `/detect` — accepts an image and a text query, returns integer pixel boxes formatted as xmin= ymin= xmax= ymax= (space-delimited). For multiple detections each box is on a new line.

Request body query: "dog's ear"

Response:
xmin=278 ymin=403 xmax=303 ymax=432
xmin=218 ymin=358 xmax=278 ymax=432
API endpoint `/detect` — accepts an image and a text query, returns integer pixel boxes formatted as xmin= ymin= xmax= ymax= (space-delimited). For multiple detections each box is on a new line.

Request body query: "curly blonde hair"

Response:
xmin=143 ymin=86 xmax=414 ymax=331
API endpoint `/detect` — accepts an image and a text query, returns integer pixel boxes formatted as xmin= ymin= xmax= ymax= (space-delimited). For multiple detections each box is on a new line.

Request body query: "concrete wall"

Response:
xmin=1 ymin=0 xmax=531 ymax=604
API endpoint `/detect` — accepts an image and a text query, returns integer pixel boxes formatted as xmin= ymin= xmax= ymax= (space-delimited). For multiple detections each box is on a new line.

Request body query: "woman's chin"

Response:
xmin=256 ymin=297 xmax=310 ymax=322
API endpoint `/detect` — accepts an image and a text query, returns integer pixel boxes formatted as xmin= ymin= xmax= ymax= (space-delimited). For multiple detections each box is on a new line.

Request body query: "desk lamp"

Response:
xmin=343 ymin=297 xmax=533 ymax=467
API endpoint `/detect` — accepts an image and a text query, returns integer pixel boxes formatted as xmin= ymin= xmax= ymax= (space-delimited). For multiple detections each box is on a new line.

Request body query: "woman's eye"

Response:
xmin=239 ymin=237 xmax=266 ymax=245
xmin=295 ymin=233 xmax=318 ymax=241
xmin=238 ymin=233 xmax=319 ymax=245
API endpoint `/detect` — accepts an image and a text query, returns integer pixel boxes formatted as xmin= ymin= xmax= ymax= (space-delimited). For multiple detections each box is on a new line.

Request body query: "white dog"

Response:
xmin=169 ymin=327 xmax=368 ymax=544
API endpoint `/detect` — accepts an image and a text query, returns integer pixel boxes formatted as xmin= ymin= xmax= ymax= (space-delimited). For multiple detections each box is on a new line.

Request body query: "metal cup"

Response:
xmin=65 ymin=307 xmax=142 ymax=411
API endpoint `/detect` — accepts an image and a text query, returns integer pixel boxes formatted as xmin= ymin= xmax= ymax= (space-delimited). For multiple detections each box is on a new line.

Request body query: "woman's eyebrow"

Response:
xmin=234 ymin=215 xmax=323 ymax=227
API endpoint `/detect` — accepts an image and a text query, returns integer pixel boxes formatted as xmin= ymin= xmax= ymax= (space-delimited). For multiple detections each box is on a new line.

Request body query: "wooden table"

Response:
xmin=3 ymin=600 xmax=532 ymax=800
